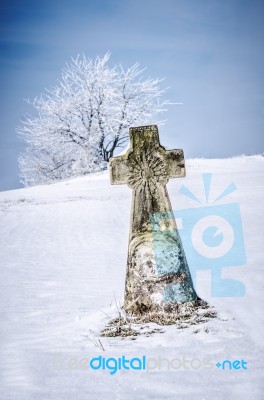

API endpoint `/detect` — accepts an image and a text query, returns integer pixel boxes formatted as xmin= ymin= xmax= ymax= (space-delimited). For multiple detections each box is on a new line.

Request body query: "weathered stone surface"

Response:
xmin=109 ymin=125 xmax=197 ymax=314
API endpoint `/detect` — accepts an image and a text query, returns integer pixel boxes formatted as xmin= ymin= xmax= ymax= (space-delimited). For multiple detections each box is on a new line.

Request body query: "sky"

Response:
xmin=0 ymin=0 xmax=263 ymax=191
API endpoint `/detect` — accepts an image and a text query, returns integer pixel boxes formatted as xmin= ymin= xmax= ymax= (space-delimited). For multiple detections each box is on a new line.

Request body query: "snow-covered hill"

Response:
xmin=1 ymin=156 xmax=263 ymax=400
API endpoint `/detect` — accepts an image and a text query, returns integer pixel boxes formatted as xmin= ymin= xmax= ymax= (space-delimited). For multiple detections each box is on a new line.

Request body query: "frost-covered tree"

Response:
xmin=18 ymin=53 xmax=170 ymax=186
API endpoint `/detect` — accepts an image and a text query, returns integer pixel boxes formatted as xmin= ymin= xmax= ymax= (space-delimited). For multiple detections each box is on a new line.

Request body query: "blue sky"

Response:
xmin=0 ymin=0 xmax=263 ymax=191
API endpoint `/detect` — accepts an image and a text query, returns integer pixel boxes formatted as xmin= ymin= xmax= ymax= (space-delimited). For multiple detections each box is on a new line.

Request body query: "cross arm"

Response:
xmin=165 ymin=149 xmax=185 ymax=178
xmin=109 ymin=155 xmax=129 ymax=185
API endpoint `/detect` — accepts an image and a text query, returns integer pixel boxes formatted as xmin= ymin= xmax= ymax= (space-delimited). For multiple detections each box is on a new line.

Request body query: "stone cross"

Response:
xmin=109 ymin=125 xmax=197 ymax=314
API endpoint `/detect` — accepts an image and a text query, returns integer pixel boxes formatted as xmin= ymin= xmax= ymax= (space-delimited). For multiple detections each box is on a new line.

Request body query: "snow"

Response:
xmin=0 ymin=155 xmax=263 ymax=399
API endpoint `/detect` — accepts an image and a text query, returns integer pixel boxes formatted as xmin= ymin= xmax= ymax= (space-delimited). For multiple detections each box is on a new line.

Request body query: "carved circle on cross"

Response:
xmin=127 ymin=146 xmax=168 ymax=190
